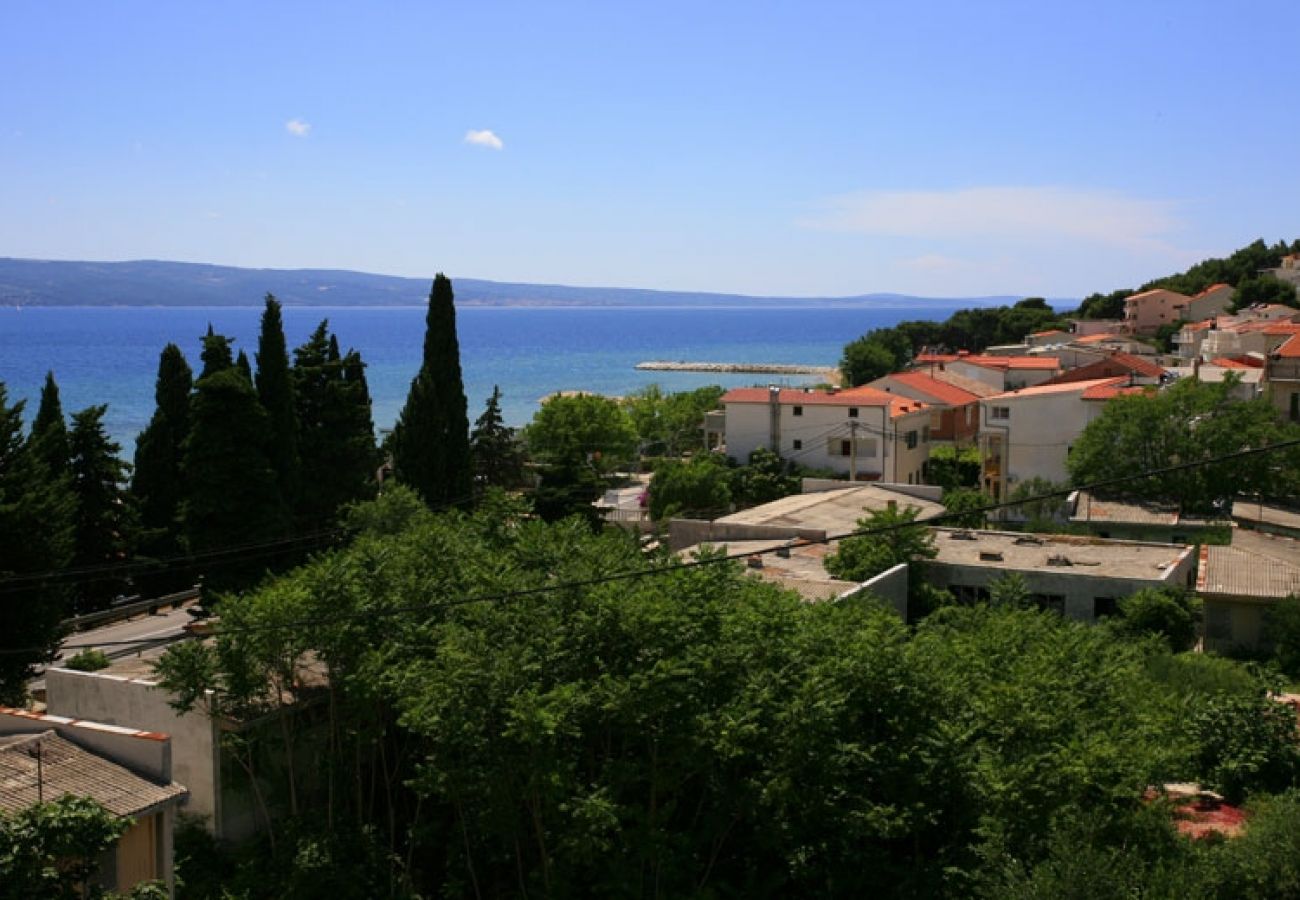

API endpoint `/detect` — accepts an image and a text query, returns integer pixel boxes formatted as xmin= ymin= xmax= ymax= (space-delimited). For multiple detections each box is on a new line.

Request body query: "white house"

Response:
xmin=720 ymin=385 xmax=933 ymax=484
xmin=911 ymin=354 xmax=1062 ymax=391
xmin=978 ymin=377 xmax=1144 ymax=499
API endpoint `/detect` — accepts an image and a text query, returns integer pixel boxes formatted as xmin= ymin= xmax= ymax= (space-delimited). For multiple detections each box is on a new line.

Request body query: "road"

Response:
xmin=51 ymin=602 xmax=201 ymax=668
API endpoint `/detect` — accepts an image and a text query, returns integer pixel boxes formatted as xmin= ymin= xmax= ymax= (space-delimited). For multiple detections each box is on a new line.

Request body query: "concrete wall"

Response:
xmin=854 ymin=562 xmax=909 ymax=620
xmin=1202 ymin=596 xmax=1269 ymax=653
xmin=1186 ymin=286 xmax=1233 ymax=321
xmin=980 ymin=390 xmax=1109 ymax=493
xmin=45 ymin=668 xmax=222 ymax=834
xmin=919 ymin=544 xmax=1196 ymax=624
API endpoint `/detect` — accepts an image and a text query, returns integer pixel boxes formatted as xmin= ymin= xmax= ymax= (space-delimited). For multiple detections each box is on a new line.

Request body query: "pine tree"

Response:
xmin=182 ymin=368 xmax=287 ymax=590
xmin=0 ymin=384 xmax=74 ymax=702
xmin=30 ymin=371 xmax=71 ymax=479
xmin=200 ymin=324 xmax=234 ymax=378
xmin=256 ymin=294 xmax=301 ymax=518
xmin=470 ymin=386 xmax=524 ymax=493
xmin=68 ymin=406 xmax=136 ymax=611
xmin=292 ymin=321 xmax=378 ymax=527
xmin=132 ymin=345 xmax=194 ymax=590
xmin=390 ymin=273 xmax=472 ymax=507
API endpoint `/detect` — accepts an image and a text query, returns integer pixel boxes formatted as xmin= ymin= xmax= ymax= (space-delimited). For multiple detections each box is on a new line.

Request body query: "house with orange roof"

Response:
xmin=1265 ymin=332 xmax=1300 ymax=423
xmin=1040 ymin=352 xmax=1168 ymax=387
xmin=1026 ymin=328 xmax=1069 ymax=348
xmin=719 ymin=385 xmax=933 ymax=484
xmin=1069 ymin=332 xmax=1156 ymax=355
xmin=868 ymin=370 xmax=984 ymax=444
xmin=1202 ymin=316 xmax=1300 ymax=359
xmin=1172 ymin=318 xmax=1219 ymax=361
xmin=915 ymin=353 xmax=1062 ymax=392
xmin=1123 ymin=288 xmax=1194 ymax=334
xmin=1185 ymin=283 xmax=1235 ymax=321
xmin=978 ymin=377 xmax=1147 ymax=501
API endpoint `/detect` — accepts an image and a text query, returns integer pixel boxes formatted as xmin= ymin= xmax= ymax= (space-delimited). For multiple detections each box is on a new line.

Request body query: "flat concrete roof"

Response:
xmin=1233 ymin=501 xmax=1300 ymax=533
xmin=929 ymin=528 xmax=1192 ymax=578
xmin=677 ymin=538 xmax=859 ymax=602
xmin=1070 ymin=491 xmax=1223 ymax=528
xmin=715 ymin=485 xmax=944 ymax=534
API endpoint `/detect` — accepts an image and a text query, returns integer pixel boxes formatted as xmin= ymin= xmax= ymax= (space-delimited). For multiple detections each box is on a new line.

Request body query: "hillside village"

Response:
xmin=4 ymin=253 xmax=1300 ymax=898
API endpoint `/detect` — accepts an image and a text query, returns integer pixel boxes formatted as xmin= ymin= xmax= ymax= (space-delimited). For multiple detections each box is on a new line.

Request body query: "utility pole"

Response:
xmin=848 ymin=420 xmax=858 ymax=481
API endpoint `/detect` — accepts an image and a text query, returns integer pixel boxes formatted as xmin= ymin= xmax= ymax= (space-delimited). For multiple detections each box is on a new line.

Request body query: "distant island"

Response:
xmin=0 ymin=257 xmax=1046 ymax=309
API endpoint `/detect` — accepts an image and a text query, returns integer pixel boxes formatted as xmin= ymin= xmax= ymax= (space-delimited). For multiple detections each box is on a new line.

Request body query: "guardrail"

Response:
xmin=63 ymin=585 xmax=202 ymax=633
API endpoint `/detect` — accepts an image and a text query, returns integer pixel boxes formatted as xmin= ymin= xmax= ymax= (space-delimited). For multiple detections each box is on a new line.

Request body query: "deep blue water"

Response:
xmin=0 ymin=304 xmax=968 ymax=450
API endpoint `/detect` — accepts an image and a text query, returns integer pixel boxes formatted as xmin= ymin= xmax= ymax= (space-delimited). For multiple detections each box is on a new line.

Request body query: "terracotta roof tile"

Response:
xmin=988 ymin=376 xmax=1129 ymax=400
xmin=874 ymin=371 xmax=981 ymax=406
xmin=720 ymin=386 xmax=927 ymax=418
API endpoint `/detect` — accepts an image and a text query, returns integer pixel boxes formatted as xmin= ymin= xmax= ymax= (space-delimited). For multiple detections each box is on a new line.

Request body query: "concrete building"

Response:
xmin=914 ymin=354 xmax=1062 ymax=392
xmin=0 ymin=707 xmax=187 ymax=897
xmin=868 ymin=370 xmax=984 ymax=444
xmin=1071 ymin=318 xmax=1125 ymax=337
xmin=921 ymin=528 xmax=1197 ymax=622
xmin=1201 ymin=317 xmax=1300 ymax=360
xmin=1122 ymin=288 xmax=1193 ymax=334
xmin=1040 ymin=352 xmax=1167 ymax=386
xmin=1068 ymin=490 xmax=1229 ymax=544
xmin=1070 ymin=332 xmax=1156 ymax=355
xmin=1265 ymin=253 xmax=1300 ymax=288
xmin=1198 ymin=537 xmax=1300 ymax=653
xmin=978 ymin=377 xmax=1144 ymax=500
xmin=720 ymin=385 xmax=933 ymax=484
xmin=1172 ymin=319 xmax=1217 ymax=362
xmin=1184 ymin=284 xmax=1235 ymax=321
xmin=1265 ymin=332 xmax=1300 ymax=423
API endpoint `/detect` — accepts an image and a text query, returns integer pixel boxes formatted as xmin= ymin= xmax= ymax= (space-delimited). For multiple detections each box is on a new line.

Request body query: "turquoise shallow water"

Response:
xmin=0 ymin=304 xmax=968 ymax=450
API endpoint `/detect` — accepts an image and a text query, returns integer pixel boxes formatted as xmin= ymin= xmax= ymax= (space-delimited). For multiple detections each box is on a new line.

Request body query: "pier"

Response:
xmin=636 ymin=361 xmax=839 ymax=382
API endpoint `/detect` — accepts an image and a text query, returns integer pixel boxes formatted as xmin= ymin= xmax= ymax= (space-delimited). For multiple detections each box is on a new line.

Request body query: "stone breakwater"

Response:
xmin=636 ymin=360 xmax=839 ymax=382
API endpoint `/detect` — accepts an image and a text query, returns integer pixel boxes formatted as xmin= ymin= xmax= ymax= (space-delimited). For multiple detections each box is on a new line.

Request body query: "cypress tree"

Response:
xmin=182 ymin=367 xmax=286 ymax=590
xmin=200 ymin=324 xmax=234 ymax=378
xmin=470 ymin=386 xmax=524 ymax=492
xmin=292 ymin=321 xmax=378 ymax=527
xmin=390 ymin=273 xmax=472 ymax=507
xmin=30 ymin=371 xmax=71 ymax=479
xmin=256 ymin=294 xmax=301 ymax=517
xmin=68 ymin=405 xmax=135 ymax=612
xmin=132 ymin=344 xmax=194 ymax=589
xmin=235 ymin=350 xmax=253 ymax=383
xmin=0 ymin=384 xmax=74 ymax=702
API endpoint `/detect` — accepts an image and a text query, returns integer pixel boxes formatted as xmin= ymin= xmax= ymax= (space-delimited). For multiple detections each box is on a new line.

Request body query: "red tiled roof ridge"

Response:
xmin=876 ymin=371 xmax=981 ymax=405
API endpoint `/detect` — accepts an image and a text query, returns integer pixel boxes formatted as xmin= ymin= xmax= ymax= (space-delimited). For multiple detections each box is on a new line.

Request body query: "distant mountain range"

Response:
xmin=0 ymin=257 xmax=1044 ymax=309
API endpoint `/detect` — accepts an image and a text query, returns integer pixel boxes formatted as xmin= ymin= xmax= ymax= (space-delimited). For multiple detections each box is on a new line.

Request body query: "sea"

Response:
xmin=0 ymin=304 xmax=971 ymax=451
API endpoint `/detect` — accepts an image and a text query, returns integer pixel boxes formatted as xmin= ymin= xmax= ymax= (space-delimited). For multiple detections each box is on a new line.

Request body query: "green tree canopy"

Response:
xmin=469 ymin=385 xmax=525 ymax=492
xmin=524 ymin=392 xmax=637 ymax=473
xmin=622 ymin=384 xmax=723 ymax=456
xmin=1110 ymin=587 xmax=1201 ymax=652
xmin=1231 ymin=274 xmax=1298 ymax=312
xmin=648 ymin=453 xmax=731 ymax=520
xmin=255 ymin=294 xmax=300 ymax=512
xmin=390 ymin=273 xmax=472 ymax=508
xmin=131 ymin=344 xmax=194 ymax=590
xmin=68 ymin=405 xmax=135 ymax=611
xmin=824 ymin=503 xmax=936 ymax=581
xmin=30 ymin=372 xmax=70 ymax=480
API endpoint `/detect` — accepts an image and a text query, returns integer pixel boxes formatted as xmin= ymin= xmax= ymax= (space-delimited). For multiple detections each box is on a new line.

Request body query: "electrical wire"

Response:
xmin=12 ymin=435 xmax=1298 ymax=657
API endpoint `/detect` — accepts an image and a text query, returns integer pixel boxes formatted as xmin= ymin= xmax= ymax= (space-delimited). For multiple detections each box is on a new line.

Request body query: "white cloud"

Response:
xmin=800 ymin=186 xmax=1180 ymax=250
xmin=464 ymin=129 xmax=504 ymax=150
xmin=285 ymin=118 xmax=312 ymax=137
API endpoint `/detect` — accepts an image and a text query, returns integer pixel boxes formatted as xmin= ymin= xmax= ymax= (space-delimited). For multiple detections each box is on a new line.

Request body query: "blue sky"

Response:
xmin=2 ymin=1 xmax=1297 ymax=298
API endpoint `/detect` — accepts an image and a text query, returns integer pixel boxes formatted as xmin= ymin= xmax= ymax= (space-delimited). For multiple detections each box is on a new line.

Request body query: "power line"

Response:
xmin=14 ymin=435 xmax=1298 ymax=658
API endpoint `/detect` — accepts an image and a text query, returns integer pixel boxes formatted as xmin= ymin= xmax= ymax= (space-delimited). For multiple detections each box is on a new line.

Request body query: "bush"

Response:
xmin=64 ymin=648 xmax=111 ymax=672
xmin=1264 ymin=595 xmax=1300 ymax=680
xmin=1113 ymin=588 xmax=1201 ymax=652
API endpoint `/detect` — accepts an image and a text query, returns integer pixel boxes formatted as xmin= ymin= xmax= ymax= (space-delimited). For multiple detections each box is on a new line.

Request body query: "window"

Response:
xmin=792 ymin=439 xmax=802 ymax=450
xmin=905 ymin=430 xmax=918 ymax=449
xmin=1291 ymin=392 xmax=1299 ymax=423
xmin=1204 ymin=605 xmax=1231 ymax=642
xmin=921 ymin=425 xmax=930 ymax=443
xmin=848 ymin=407 xmax=859 ymax=418
xmin=1033 ymin=594 xmax=1065 ymax=615
xmin=1093 ymin=597 xmax=1118 ymax=619
xmin=792 ymin=405 xmax=803 ymax=417
xmin=990 ymin=406 xmax=1010 ymax=420
xmin=827 ymin=437 xmax=876 ymax=457
xmin=838 ymin=439 xmax=851 ymax=456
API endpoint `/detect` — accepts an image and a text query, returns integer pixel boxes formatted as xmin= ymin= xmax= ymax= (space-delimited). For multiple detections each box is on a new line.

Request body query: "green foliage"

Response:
xmin=622 ymin=383 xmax=723 ymax=456
xmin=199 ymin=324 xmax=234 ymax=378
xmin=291 ymin=321 xmax=379 ymax=528
xmin=524 ymin=392 xmax=637 ymax=473
xmin=825 ymin=503 xmax=936 ymax=581
xmin=182 ymin=367 xmax=287 ymax=589
xmin=255 ymin=295 xmax=301 ymax=514
xmin=648 ymin=453 xmax=731 ymax=520
xmin=840 ymin=301 xmax=1068 ymax=386
xmin=131 ymin=344 xmax=194 ymax=585
xmin=928 ymin=443 xmax=981 ymax=490
xmin=390 ymin=273 xmax=472 ymax=509
xmin=1075 ymin=287 xmax=1132 ymax=321
xmin=30 ymin=372 xmax=71 ymax=481
xmin=1264 ymin=595 xmax=1300 ymax=679
xmin=1189 ymin=692 xmax=1300 ymax=803
xmin=0 ymin=383 xmax=73 ymax=703
xmin=531 ymin=460 xmax=604 ymax=527
xmin=987 ymin=571 xmax=1030 ymax=609
xmin=469 ymin=385 xmax=525 ymax=492
xmin=64 ymin=648 xmax=111 ymax=672
xmin=730 ymin=446 xmax=799 ymax=505
xmin=1112 ymin=588 xmax=1201 ymax=652
xmin=1067 ymin=378 xmax=1300 ymax=513
xmin=68 ymin=405 xmax=136 ymax=611
xmin=0 ymin=795 xmax=127 ymax=899
xmin=1232 ymin=274 xmax=1299 ymax=312
xmin=1007 ymin=476 xmax=1070 ymax=528
xmin=941 ymin=486 xmax=989 ymax=528
xmin=1141 ymin=237 xmax=1297 ymax=296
